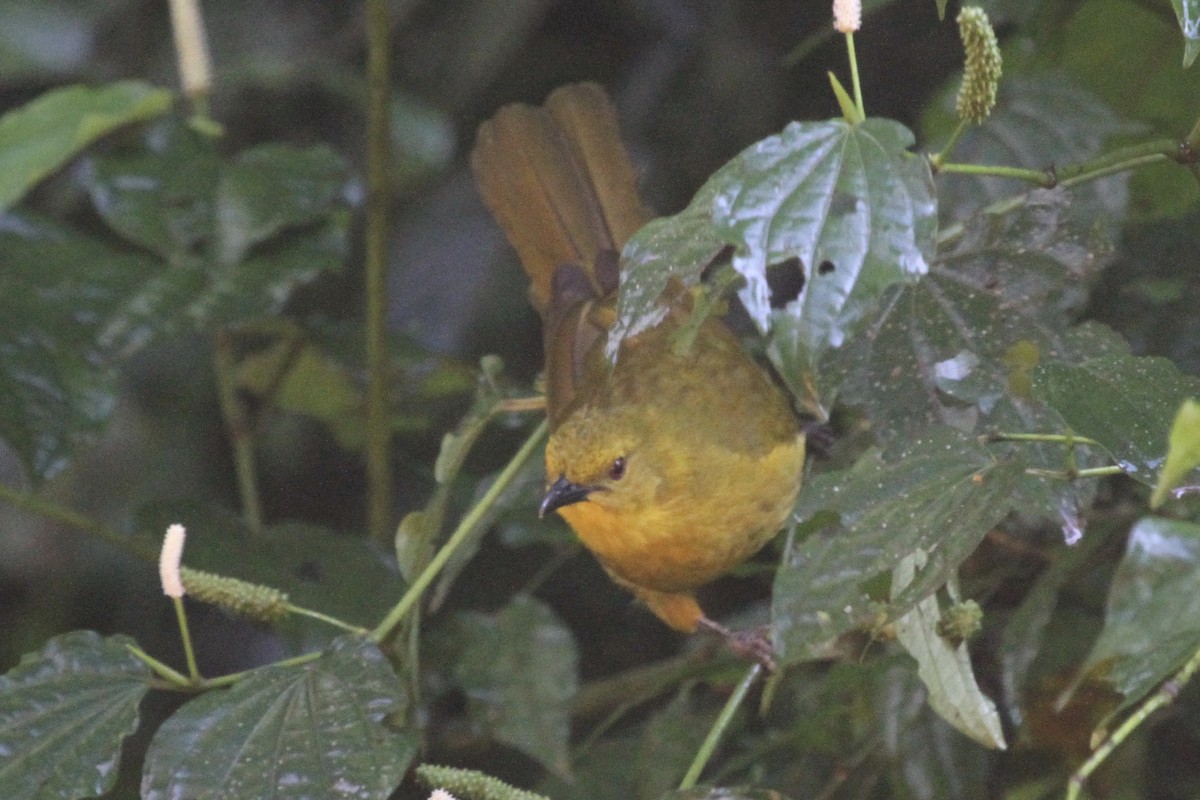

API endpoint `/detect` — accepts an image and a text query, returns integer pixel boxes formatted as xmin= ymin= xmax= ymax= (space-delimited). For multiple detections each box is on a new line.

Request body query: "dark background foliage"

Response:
xmin=1 ymin=0 xmax=1199 ymax=799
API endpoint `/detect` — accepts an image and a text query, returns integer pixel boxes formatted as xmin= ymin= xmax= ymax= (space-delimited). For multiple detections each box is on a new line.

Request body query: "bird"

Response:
xmin=470 ymin=82 xmax=804 ymax=666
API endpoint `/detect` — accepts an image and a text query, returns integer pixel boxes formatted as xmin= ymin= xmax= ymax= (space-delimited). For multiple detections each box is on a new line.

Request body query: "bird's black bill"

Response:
xmin=539 ymin=475 xmax=592 ymax=518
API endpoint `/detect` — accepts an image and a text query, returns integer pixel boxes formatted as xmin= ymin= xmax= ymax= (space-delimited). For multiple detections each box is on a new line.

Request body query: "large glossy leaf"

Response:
xmin=0 ymin=631 xmax=150 ymax=800
xmin=0 ymin=214 xmax=158 ymax=478
xmin=773 ymin=427 xmax=1023 ymax=663
xmin=612 ymin=117 xmax=936 ymax=407
xmin=1034 ymin=354 xmax=1200 ymax=485
xmin=0 ymin=80 xmax=171 ymax=213
xmin=141 ymin=636 xmax=416 ymax=800
xmin=1083 ymin=517 xmax=1200 ymax=714
xmin=452 ymin=596 xmax=578 ymax=777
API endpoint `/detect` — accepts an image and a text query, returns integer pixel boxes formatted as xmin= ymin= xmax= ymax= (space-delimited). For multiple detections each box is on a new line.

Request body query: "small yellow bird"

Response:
xmin=471 ymin=83 xmax=804 ymax=664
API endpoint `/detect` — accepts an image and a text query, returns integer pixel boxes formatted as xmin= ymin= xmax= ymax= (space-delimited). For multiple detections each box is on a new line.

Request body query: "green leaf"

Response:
xmin=237 ymin=340 xmax=366 ymax=451
xmin=609 ymin=180 xmax=725 ymax=360
xmin=1170 ymin=0 xmax=1200 ymax=66
xmin=1083 ymin=517 xmax=1200 ymax=713
xmin=83 ymin=119 xmax=218 ymax=259
xmin=610 ymin=117 xmax=937 ymax=407
xmin=773 ymin=427 xmax=1023 ymax=663
xmin=1151 ymin=399 xmax=1200 ymax=507
xmin=662 ymin=789 xmax=796 ymax=800
xmin=1034 ymin=354 xmax=1200 ymax=484
xmin=84 ymin=121 xmax=351 ymax=353
xmin=452 ymin=596 xmax=578 ymax=777
xmin=998 ymin=528 xmax=1113 ymax=727
xmin=215 ymin=143 xmax=348 ymax=265
xmin=0 ymin=80 xmax=172 ymax=213
xmin=892 ymin=552 xmax=1006 ymax=749
xmin=0 ymin=631 xmax=150 ymax=800
xmin=142 ymin=636 xmax=416 ymax=800
xmin=0 ymin=214 xmax=158 ymax=478
xmin=715 ymin=118 xmax=936 ymax=400
xmin=832 ymin=191 xmax=1124 ymax=519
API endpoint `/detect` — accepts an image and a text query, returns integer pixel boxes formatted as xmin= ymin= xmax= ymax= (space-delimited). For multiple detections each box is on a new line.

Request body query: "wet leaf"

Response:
xmin=1082 ymin=517 xmax=1200 ymax=715
xmin=1034 ymin=354 xmax=1200 ymax=484
xmin=142 ymin=636 xmax=415 ymax=800
xmin=453 ymin=596 xmax=578 ymax=777
xmin=0 ymin=631 xmax=150 ymax=800
xmin=1151 ymin=399 xmax=1200 ymax=507
xmin=774 ymin=426 xmax=1023 ymax=663
xmin=832 ymin=190 xmax=1124 ymax=522
xmin=0 ymin=80 xmax=171 ymax=213
xmin=610 ymin=117 xmax=936 ymax=407
xmin=892 ymin=552 xmax=1006 ymax=749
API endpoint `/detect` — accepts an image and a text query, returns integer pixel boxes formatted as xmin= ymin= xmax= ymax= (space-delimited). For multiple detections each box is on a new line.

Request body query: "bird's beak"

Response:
xmin=539 ymin=475 xmax=593 ymax=518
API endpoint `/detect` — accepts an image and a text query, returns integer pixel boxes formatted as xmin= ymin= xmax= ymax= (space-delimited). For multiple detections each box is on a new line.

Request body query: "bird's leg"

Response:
xmin=697 ymin=616 xmax=778 ymax=673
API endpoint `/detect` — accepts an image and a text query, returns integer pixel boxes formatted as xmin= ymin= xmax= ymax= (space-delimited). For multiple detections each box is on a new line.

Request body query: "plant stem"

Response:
xmin=370 ymin=420 xmax=549 ymax=644
xmin=929 ymin=119 xmax=969 ymax=169
xmin=364 ymin=0 xmax=393 ymax=547
xmin=213 ymin=331 xmax=264 ymax=535
xmin=1025 ymin=466 xmax=1128 ymax=480
xmin=678 ymin=663 xmax=762 ymax=790
xmin=984 ymin=432 xmax=1102 ymax=447
xmin=173 ymin=597 xmax=202 ymax=683
xmin=845 ymin=32 xmax=865 ymax=120
xmin=935 ymin=136 xmax=1187 ymax=190
xmin=284 ymin=603 xmax=369 ymax=634
xmin=1067 ymin=644 xmax=1200 ymax=800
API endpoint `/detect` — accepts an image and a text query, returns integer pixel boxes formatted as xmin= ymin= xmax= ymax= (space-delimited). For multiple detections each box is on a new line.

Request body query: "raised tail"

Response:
xmin=470 ymin=83 xmax=648 ymax=315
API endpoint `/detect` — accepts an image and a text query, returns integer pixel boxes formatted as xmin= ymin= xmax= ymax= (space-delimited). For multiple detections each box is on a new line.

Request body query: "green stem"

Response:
xmin=284 ymin=603 xmax=369 ymax=634
xmin=371 ymin=420 xmax=549 ymax=643
xmin=213 ymin=331 xmax=264 ymax=535
xmin=126 ymin=643 xmax=193 ymax=687
xmin=1025 ymin=465 xmax=1128 ymax=480
xmin=364 ymin=0 xmax=393 ymax=547
xmin=1067 ymin=644 xmax=1200 ymax=800
xmin=200 ymin=650 xmax=324 ymax=689
xmin=936 ymin=136 xmax=1187 ymax=191
xmin=678 ymin=663 xmax=762 ymax=790
xmin=929 ymin=119 xmax=969 ymax=169
xmin=985 ymin=432 xmax=1102 ymax=447
xmin=0 ymin=483 xmax=158 ymax=563
xmin=172 ymin=596 xmax=202 ymax=683
xmin=936 ymin=162 xmax=1055 ymax=185
xmin=845 ymin=32 xmax=865 ymax=120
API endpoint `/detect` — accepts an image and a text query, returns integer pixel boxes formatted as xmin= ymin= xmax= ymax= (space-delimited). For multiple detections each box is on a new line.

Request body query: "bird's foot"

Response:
xmin=697 ymin=617 xmax=777 ymax=672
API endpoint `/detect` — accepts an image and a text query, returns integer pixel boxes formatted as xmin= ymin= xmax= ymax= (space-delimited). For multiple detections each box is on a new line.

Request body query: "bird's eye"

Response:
xmin=608 ymin=456 xmax=626 ymax=481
